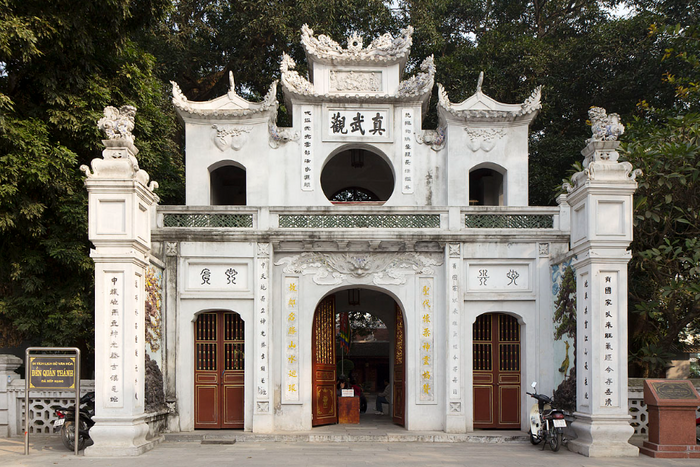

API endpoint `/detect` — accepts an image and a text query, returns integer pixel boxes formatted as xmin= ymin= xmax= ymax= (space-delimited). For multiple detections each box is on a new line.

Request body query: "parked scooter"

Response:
xmin=526 ymin=382 xmax=567 ymax=452
xmin=52 ymin=391 xmax=95 ymax=451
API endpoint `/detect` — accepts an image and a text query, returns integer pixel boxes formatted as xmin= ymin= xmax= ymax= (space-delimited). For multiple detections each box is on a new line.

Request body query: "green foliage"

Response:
xmin=0 ymin=0 xmax=184 ymax=362
xmin=623 ymin=111 xmax=700 ymax=376
xmin=553 ymin=266 xmax=577 ymax=341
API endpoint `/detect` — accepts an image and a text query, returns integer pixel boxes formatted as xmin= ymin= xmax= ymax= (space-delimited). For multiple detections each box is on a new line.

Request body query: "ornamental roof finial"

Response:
xmin=476 ymin=72 xmax=484 ymax=93
xmin=98 ymin=105 xmax=136 ymax=144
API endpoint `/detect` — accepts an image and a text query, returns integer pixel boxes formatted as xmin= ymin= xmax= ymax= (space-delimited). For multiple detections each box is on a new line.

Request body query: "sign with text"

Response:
xmin=323 ymin=107 xmax=392 ymax=142
xmin=29 ymin=355 xmax=76 ymax=390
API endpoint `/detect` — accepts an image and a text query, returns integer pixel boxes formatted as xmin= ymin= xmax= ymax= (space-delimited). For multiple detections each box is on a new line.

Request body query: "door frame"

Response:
xmin=193 ymin=310 xmax=245 ymax=429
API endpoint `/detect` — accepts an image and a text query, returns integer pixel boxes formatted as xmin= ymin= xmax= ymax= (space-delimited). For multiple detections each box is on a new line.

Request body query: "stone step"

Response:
xmin=165 ymin=432 xmax=530 ymax=444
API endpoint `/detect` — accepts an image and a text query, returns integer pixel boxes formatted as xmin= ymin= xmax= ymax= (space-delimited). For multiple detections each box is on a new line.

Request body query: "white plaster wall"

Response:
xmin=445 ymin=122 xmax=530 ymax=206
xmin=175 ymin=241 xmax=257 ymax=432
xmin=184 ymin=102 xmax=447 ymax=208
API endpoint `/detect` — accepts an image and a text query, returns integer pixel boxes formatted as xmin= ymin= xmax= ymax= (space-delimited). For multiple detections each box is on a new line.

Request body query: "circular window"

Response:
xmin=321 ymin=148 xmax=394 ymax=204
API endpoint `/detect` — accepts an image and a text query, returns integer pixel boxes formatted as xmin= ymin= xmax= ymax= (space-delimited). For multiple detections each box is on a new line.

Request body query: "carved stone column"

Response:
xmin=565 ymin=108 xmax=641 ymax=457
xmin=82 ymin=106 xmax=160 ymax=456
xmin=444 ymin=243 xmax=466 ymax=433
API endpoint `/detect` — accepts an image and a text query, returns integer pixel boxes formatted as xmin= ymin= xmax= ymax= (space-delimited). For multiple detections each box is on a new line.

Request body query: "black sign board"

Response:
xmin=28 ymin=355 xmax=76 ymax=390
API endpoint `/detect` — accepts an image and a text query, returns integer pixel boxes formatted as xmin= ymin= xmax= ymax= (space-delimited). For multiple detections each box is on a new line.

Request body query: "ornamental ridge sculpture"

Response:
xmin=275 ymin=252 xmax=443 ymax=286
xmin=98 ymin=105 xmax=137 ymax=144
xmin=281 ymin=52 xmax=434 ymax=102
xmin=82 ymin=105 xmax=159 ymax=192
xmin=300 ymin=24 xmax=413 ymax=63
xmin=587 ymin=106 xmax=625 ymax=143
xmin=170 ymin=76 xmax=278 ymax=118
xmin=437 ymin=78 xmax=543 ymax=122
xmin=562 ymin=107 xmax=641 ymax=193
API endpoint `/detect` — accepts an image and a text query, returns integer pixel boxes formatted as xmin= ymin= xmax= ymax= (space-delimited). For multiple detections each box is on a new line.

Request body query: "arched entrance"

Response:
xmin=473 ymin=312 xmax=521 ymax=429
xmin=320 ymin=147 xmax=395 ymax=204
xmin=310 ymin=289 xmax=406 ymax=427
xmin=194 ymin=311 xmax=245 ymax=429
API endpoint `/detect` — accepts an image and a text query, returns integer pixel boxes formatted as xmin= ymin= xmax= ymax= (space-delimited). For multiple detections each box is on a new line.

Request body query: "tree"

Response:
xmin=0 ymin=0 xmax=183 ymax=366
xmin=623 ymin=111 xmax=700 ymax=376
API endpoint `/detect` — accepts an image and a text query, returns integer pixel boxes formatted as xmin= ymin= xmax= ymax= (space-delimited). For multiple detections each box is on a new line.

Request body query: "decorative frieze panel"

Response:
xmin=466 ymin=263 xmax=529 ymax=292
xmin=401 ymin=108 xmax=415 ymax=194
xmin=211 ymin=125 xmax=251 ymax=151
xmin=256 ymin=244 xmax=270 ymax=412
xmin=324 ymin=108 xmax=391 ymax=142
xmin=418 ymin=277 xmax=435 ymax=403
xmin=329 ymin=71 xmax=382 ymax=92
xmin=275 ymin=252 xmax=443 ymax=286
xmin=162 ymin=213 xmax=253 ymax=228
xmin=186 ymin=262 xmax=249 ymax=291
xmin=464 ymin=214 xmax=554 ymax=229
xmin=464 ymin=127 xmax=505 ymax=152
xmin=278 ymin=214 xmax=440 ymax=229
xmin=282 ymin=276 xmax=300 ymax=403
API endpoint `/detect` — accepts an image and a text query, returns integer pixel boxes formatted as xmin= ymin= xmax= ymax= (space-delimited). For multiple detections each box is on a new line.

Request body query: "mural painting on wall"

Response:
xmin=145 ymin=266 xmax=165 ymax=411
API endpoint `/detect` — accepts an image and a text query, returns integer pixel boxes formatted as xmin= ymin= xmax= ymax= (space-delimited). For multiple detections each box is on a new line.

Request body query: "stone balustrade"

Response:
xmin=156 ymin=205 xmax=565 ymax=232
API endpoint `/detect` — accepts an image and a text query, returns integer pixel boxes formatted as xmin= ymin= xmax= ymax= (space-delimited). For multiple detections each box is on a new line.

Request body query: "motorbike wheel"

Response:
xmin=528 ymin=429 xmax=541 ymax=445
xmin=60 ymin=420 xmax=88 ymax=452
xmin=548 ymin=428 xmax=562 ymax=452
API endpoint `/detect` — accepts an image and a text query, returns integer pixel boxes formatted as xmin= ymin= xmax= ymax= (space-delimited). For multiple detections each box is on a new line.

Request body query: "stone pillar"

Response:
xmin=81 ymin=106 xmax=160 ymax=456
xmin=0 ymin=355 xmax=22 ymax=437
xmin=565 ymin=108 xmax=641 ymax=457
xmin=444 ymin=243 xmax=466 ymax=432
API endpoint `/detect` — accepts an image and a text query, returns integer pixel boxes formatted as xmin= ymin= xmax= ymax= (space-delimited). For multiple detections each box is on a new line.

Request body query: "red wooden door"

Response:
xmin=392 ymin=304 xmax=405 ymax=426
xmin=194 ymin=311 xmax=245 ymax=429
xmin=312 ymin=296 xmax=337 ymax=426
xmin=473 ymin=313 xmax=521 ymax=429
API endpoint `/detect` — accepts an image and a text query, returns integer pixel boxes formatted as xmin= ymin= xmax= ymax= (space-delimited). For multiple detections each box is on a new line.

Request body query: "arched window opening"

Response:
xmin=469 ymin=168 xmax=504 ymax=206
xmin=321 ymin=148 xmax=394 ymax=205
xmin=210 ymin=165 xmax=246 ymax=206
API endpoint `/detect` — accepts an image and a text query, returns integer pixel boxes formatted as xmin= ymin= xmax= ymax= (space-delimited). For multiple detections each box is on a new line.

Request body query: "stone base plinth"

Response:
xmin=444 ymin=414 xmax=467 ymax=433
xmin=85 ymin=415 xmax=158 ymax=457
xmin=568 ymin=413 xmax=639 ymax=457
xmin=640 ymin=441 xmax=700 ymax=458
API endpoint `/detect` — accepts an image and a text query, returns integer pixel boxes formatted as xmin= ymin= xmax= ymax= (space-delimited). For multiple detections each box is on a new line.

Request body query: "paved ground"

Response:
xmin=2 ymin=435 xmax=700 ymax=467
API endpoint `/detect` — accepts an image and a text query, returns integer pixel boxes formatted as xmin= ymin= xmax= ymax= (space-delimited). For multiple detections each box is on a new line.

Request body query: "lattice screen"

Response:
xmin=279 ymin=214 xmax=440 ymax=229
xmin=163 ymin=214 xmax=253 ymax=228
xmin=464 ymin=214 xmax=554 ymax=229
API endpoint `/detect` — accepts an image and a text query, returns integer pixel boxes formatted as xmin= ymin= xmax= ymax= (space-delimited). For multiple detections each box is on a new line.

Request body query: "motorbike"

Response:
xmin=526 ymin=382 xmax=567 ymax=452
xmin=52 ymin=391 xmax=95 ymax=451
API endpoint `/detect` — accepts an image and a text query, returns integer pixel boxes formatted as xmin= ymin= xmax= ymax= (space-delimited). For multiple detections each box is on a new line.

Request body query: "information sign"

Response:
xmin=29 ymin=355 xmax=76 ymax=390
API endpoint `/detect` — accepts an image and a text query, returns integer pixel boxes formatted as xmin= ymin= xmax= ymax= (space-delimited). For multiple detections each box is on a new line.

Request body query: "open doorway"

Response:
xmin=320 ymin=148 xmax=395 ymax=205
xmin=311 ymin=288 xmax=405 ymax=427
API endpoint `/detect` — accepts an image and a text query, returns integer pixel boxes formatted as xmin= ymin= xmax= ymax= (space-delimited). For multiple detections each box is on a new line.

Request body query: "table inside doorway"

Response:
xmin=338 ymin=396 xmax=359 ymax=424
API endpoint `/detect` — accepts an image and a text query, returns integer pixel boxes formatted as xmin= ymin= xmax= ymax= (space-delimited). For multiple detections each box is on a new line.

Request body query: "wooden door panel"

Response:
xmin=499 ymin=386 xmax=521 ymax=425
xmin=473 ymin=386 xmax=493 ymax=424
xmin=222 ymin=385 xmax=244 ymax=427
xmin=312 ymin=296 xmax=337 ymax=426
xmin=195 ymin=385 xmax=219 ymax=427
xmin=195 ymin=311 xmax=245 ymax=429
xmin=473 ymin=313 xmax=521 ymax=429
